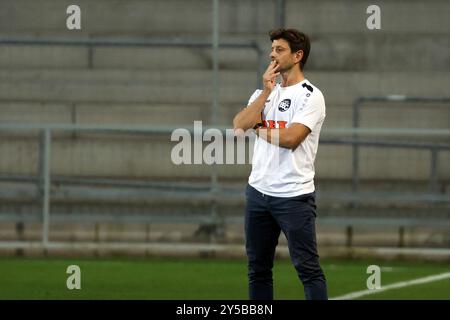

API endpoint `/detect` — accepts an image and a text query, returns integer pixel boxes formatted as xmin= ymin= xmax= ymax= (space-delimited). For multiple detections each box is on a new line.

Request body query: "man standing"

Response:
xmin=233 ymin=28 xmax=328 ymax=300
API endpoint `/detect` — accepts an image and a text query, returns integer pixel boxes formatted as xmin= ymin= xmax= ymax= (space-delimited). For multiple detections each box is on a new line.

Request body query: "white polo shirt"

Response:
xmin=247 ymin=79 xmax=326 ymax=197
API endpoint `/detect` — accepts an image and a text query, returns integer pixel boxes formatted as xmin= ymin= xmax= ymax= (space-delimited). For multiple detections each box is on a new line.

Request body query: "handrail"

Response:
xmin=351 ymin=95 xmax=450 ymax=195
xmin=0 ymin=123 xmax=448 ymax=247
xmin=0 ymin=123 xmax=449 ymax=139
xmin=0 ymin=36 xmax=265 ymax=88
xmin=352 ymin=95 xmax=450 ymax=130
xmin=0 ymin=36 xmax=258 ymax=48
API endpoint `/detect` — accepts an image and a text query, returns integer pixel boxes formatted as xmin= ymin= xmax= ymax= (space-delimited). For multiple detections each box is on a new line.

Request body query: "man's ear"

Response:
xmin=295 ymin=50 xmax=303 ymax=65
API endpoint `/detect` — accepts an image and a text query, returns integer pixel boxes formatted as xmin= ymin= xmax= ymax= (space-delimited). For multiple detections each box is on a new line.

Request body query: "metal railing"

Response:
xmin=0 ymin=122 xmax=449 ymax=248
xmin=352 ymin=95 xmax=450 ymax=194
xmin=0 ymin=36 xmax=265 ymax=89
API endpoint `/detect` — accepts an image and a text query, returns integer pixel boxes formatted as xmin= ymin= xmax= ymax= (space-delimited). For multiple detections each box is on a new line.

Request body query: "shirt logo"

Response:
xmin=278 ymin=99 xmax=291 ymax=112
xmin=302 ymin=83 xmax=314 ymax=92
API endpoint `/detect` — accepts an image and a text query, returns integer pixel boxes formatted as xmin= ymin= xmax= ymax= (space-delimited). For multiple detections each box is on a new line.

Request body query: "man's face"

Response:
xmin=270 ymin=38 xmax=301 ymax=73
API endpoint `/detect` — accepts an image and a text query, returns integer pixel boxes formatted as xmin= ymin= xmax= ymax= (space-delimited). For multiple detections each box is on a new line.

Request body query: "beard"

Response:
xmin=278 ymin=61 xmax=296 ymax=73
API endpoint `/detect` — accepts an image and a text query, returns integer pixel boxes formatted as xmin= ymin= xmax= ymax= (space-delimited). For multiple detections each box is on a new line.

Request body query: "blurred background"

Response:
xmin=0 ymin=0 xmax=449 ymax=299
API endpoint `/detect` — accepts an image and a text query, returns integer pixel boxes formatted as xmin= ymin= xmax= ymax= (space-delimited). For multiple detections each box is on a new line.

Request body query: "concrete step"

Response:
xmin=0 ymin=68 xmax=258 ymax=103
xmin=0 ymin=69 xmax=255 ymax=104
xmin=1 ymin=0 xmax=449 ymax=35
xmin=0 ymin=101 xmax=240 ymax=127
xmin=307 ymin=34 xmax=450 ymax=71
xmin=1 ymin=100 xmax=449 ymax=131
xmin=0 ymin=135 xmax=448 ymax=180
xmin=0 ymin=44 xmax=259 ymax=71
xmin=1 ymin=33 xmax=449 ymax=71
xmin=0 ymin=69 xmax=449 ymax=106
xmin=287 ymin=0 xmax=450 ymax=35
xmin=0 ymin=180 xmax=448 ymax=209
xmin=0 ymin=45 xmax=89 ymax=69
xmin=306 ymin=71 xmax=450 ymax=106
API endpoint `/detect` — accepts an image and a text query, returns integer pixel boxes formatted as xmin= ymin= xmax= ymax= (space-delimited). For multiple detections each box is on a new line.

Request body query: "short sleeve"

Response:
xmin=291 ymin=92 xmax=326 ymax=132
xmin=247 ymin=89 xmax=263 ymax=107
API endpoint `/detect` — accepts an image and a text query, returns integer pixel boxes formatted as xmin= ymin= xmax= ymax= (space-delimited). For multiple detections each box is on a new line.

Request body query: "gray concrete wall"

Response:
xmin=0 ymin=136 xmax=448 ymax=180
xmin=0 ymin=68 xmax=448 ymax=181
xmin=2 ymin=0 xmax=449 ymax=35
xmin=1 ymin=0 xmax=450 ymax=71
xmin=1 ymin=100 xmax=449 ymax=129
xmin=1 ymin=69 xmax=448 ymax=106
xmin=0 ymin=0 xmax=448 ymax=183
xmin=1 ymin=35 xmax=449 ymax=72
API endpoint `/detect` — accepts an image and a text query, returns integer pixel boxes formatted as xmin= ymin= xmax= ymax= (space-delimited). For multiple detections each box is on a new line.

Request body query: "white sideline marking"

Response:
xmin=331 ymin=272 xmax=450 ymax=300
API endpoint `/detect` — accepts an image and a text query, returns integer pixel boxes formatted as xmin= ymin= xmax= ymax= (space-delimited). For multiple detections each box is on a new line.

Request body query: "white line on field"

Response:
xmin=331 ymin=271 xmax=450 ymax=300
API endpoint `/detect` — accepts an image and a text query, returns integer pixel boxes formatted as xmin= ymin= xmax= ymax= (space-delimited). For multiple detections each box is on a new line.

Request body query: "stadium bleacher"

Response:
xmin=0 ymin=0 xmax=448 ymax=250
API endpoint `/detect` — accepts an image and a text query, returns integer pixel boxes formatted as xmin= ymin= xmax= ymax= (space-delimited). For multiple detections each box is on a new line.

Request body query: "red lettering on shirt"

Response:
xmin=277 ymin=121 xmax=287 ymax=129
xmin=261 ymin=119 xmax=288 ymax=129
xmin=267 ymin=120 xmax=276 ymax=129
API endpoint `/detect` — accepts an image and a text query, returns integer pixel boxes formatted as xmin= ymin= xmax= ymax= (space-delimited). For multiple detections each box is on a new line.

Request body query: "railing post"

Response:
xmin=345 ymin=225 xmax=353 ymax=248
xmin=39 ymin=129 xmax=52 ymax=250
xmin=87 ymin=44 xmax=94 ymax=69
xmin=351 ymin=98 xmax=363 ymax=206
xmin=212 ymin=0 xmax=220 ymax=127
xmin=398 ymin=226 xmax=405 ymax=247
xmin=209 ymin=0 xmax=224 ymax=241
xmin=274 ymin=0 xmax=286 ymax=28
xmin=429 ymin=147 xmax=439 ymax=193
xmin=255 ymin=44 xmax=264 ymax=89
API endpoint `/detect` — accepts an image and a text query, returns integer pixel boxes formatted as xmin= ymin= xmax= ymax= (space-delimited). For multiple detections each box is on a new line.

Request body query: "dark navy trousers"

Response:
xmin=245 ymin=184 xmax=328 ymax=300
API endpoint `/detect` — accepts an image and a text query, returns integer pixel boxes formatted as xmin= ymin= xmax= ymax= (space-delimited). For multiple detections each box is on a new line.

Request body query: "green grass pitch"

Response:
xmin=0 ymin=257 xmax=449 ymax=300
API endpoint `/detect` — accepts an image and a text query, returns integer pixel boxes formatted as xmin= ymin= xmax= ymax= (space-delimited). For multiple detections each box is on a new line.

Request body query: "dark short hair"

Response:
xmin=269 ymin=28 xmax=310 ymax=69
